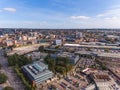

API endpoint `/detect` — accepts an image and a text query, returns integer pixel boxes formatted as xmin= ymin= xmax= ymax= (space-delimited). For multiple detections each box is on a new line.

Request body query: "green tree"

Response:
xmin=2 ymin=86 xmax=14 ymax=90
xmin=104 ymin=48 xmax=109 ymax=52
xmin=55 ymin=66 xmax=66 ymax=75
xmin=0 ymin=73 xmax=7 ymax=84
xmin=0 ymin=64 xmax=2 ymax=69
xmin=38 ymin=46 xmax=44 ymax=52
xmin=55 ymin=45 xmax=60 ymax=49
xmin=14 ymin=66 xmax=34 ymax=90
xmin=3 ymin=52 xmax=7 ymax=57
xmin=2 ymin=46 xmax=6 ymax=50
xmin=44 ymin=56 xmax=73 ymax=75
xmin=8 ymin=54 xmax=32 ymax=67
xmin=44 ymin=56 xmax=56 ymax=73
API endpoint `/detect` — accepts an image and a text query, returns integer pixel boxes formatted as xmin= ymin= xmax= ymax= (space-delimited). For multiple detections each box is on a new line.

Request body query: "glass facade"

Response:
xmin=22 ymin=61 xmax=53 ymax=85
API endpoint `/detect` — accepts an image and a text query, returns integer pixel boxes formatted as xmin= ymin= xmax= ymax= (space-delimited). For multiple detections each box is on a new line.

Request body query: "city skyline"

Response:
xmin=1 ymin=0 xmax=120 ymax=28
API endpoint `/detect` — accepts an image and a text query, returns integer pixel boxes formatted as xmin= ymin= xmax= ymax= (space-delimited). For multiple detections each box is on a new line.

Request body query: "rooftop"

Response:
xmin=64 ymin=43 xmax=120 ymax=49
xmin=22 ymin=61 xmax=53 ymax=80
xmin=93 ymin=71 xmax=111 ymax=82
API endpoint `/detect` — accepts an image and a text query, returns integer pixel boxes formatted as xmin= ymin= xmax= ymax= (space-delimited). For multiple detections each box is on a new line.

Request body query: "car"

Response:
xmin=68 ymin=86 xmax=74 ymax=90
xmin=61 ymin=82 xmax=67 ymax=86
xmin=60 ymin=83 xmax=66 ymax=89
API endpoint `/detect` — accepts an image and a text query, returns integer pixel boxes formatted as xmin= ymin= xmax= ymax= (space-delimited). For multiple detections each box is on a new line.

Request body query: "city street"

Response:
xmin=0 ymin=50 xmax=25 ymax=90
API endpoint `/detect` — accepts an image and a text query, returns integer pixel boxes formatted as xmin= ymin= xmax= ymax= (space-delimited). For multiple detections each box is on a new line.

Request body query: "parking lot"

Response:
xmin=47 ymin=72 xmax=88 ymax=90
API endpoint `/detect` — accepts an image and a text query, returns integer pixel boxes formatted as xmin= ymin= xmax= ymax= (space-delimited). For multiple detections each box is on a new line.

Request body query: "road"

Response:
xmin=0 ymin=50 xmax=25 ymax=90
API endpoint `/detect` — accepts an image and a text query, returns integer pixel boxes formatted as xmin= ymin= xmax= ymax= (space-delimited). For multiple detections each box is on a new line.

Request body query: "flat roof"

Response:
xmin=75 ymin=51 xmax=95 ymax=55
xmin=75 ymin=51 xmax=120 ymax=58
xmin=64 ymin=43 xmax=120 ymax=49
xmin=98 ymin=52 xmax=120 ymax=58
xmin=22 ymin=61 xmax=53 ymax=80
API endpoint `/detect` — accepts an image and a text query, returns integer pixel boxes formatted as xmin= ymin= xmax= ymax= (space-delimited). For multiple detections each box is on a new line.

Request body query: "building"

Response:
xmin=86 ymin=70 xmax=120 ymax=90
xmin=92 ymin=71 xmax=111 ymax=82
xmin=106 ymin=35 xmax=119 ymax=39
xmin=53 ymin=39 xmax=62 ymax=45
xmin=22 ymin=61 xmax=53 ymax=86
xmin=51 ymin=52 xmax=79 ymax=64
xmin=26 ymin=52 xmax=48 ymax=61
xmin=4 ymin=40 xmax=14 ymax=46
xmin=22 ymin=35 xmax=28 ymax=41
xmin=76 ymin=31 xmax=83 ymax=38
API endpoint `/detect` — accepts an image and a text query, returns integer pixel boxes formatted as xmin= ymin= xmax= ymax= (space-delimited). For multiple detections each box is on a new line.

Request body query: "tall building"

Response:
xmin=76 ymin=32 xmax=83 ymax=38
xmin=53 ymin=39 xmax=62 ymax=45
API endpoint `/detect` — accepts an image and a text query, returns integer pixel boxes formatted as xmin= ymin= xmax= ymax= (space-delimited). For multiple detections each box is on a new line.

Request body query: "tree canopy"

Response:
xmin=38 ymin=46 xmax=44 ymax=52
xmin=7 ymin=54 xmax=34 ymax=90
xmin=8 ymin=53 xmax=32 ymax=67
xmin=44 ymin=56 xmax=73 ymax=75
xmin=0 ymin=73 xmax=7 ymax=84
xmin=0 ymin=64 xmax=2 ymax=69
xmin=2 ymin=86 xmax=14 ymax=90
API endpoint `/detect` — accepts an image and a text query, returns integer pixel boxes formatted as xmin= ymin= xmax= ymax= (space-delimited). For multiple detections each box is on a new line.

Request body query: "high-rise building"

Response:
xmin=76 ymin=32 xmax=83 ymax=38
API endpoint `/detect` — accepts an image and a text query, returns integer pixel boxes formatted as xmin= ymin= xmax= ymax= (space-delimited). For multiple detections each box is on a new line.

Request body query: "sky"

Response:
xmin=0 ymin=0 xmax=120 ymax=28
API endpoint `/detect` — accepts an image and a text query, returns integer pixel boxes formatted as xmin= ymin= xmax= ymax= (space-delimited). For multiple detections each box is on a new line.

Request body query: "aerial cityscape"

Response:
xmin=0 ymin=0 xmax=120 ymax=90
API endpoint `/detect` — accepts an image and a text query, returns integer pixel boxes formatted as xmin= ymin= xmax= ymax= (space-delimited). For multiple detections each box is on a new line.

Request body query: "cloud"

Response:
xmin=0 ymin=10 xmax=2 ymax=12
xmin=1 ymin=5 xmax=120 ymax=28
xmin=96 ymin=14 xmax=105 ymax=17
xmin=3 ymin=8 xmax=16 ymax=12
xmin=104 ymin=16 xmax=118 ymax=20
xmin=70 ymin=16 xmax=90 ymax=20
xmin=96 ymin=7 xmax=120 ymax=18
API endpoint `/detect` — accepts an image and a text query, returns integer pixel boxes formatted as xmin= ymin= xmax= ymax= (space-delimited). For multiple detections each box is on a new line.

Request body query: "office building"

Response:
xmin=53 ymin=39 xmax=62 ymax=45
xmin=22 ymin=61 xmax=53 ymax=86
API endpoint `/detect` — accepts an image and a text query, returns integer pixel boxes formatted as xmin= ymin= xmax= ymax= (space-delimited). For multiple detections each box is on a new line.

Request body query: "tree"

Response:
xmin=2 ymin=46 xmax=6 ymax=50
xmin=104 ymin=48 xmax=109 ymax=52
xmin=38 ymin=46 xmax=44 ymax=52
xmin=44 ymin=56 xmax=73 ymax=75
xmin=8 ymin=54 xmax=32 ymax=67
xmin=14 ymin=66 xmax=34 ymax=90
xmin=55 ymin=66 xmax=66 ymax=75
xmin=95 ymin=59 xmax=107 ymax=70
xmin=0 ymin=73 xmax=7 ymax=84
xmin=44 ymin=56 xmax=56 ymax=73
xmin=3 ymin=52 xmax=7 ymax=57
xmin=2 ymin=86 xmax=14 ymax=90
xmin=0 ymin=64 xmax=2 ymax=69
xmin=55 ymin=45 xmax=60 ymax=49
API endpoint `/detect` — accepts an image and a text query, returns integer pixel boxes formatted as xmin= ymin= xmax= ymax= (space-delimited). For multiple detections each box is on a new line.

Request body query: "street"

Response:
xmin=0 ymin=50 xmax=25 ymax=90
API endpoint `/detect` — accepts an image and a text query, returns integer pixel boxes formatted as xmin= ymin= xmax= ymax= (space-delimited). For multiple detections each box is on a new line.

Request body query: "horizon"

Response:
xmin=1 ymin=0 xmax=120 ymax=28
xmin=1 ymin=28 xmax=120 ymax=31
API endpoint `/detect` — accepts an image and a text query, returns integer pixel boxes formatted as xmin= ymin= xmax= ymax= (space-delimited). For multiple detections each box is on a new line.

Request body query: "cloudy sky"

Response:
xmin=0 ymin=0 xmax=120 ymax=28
